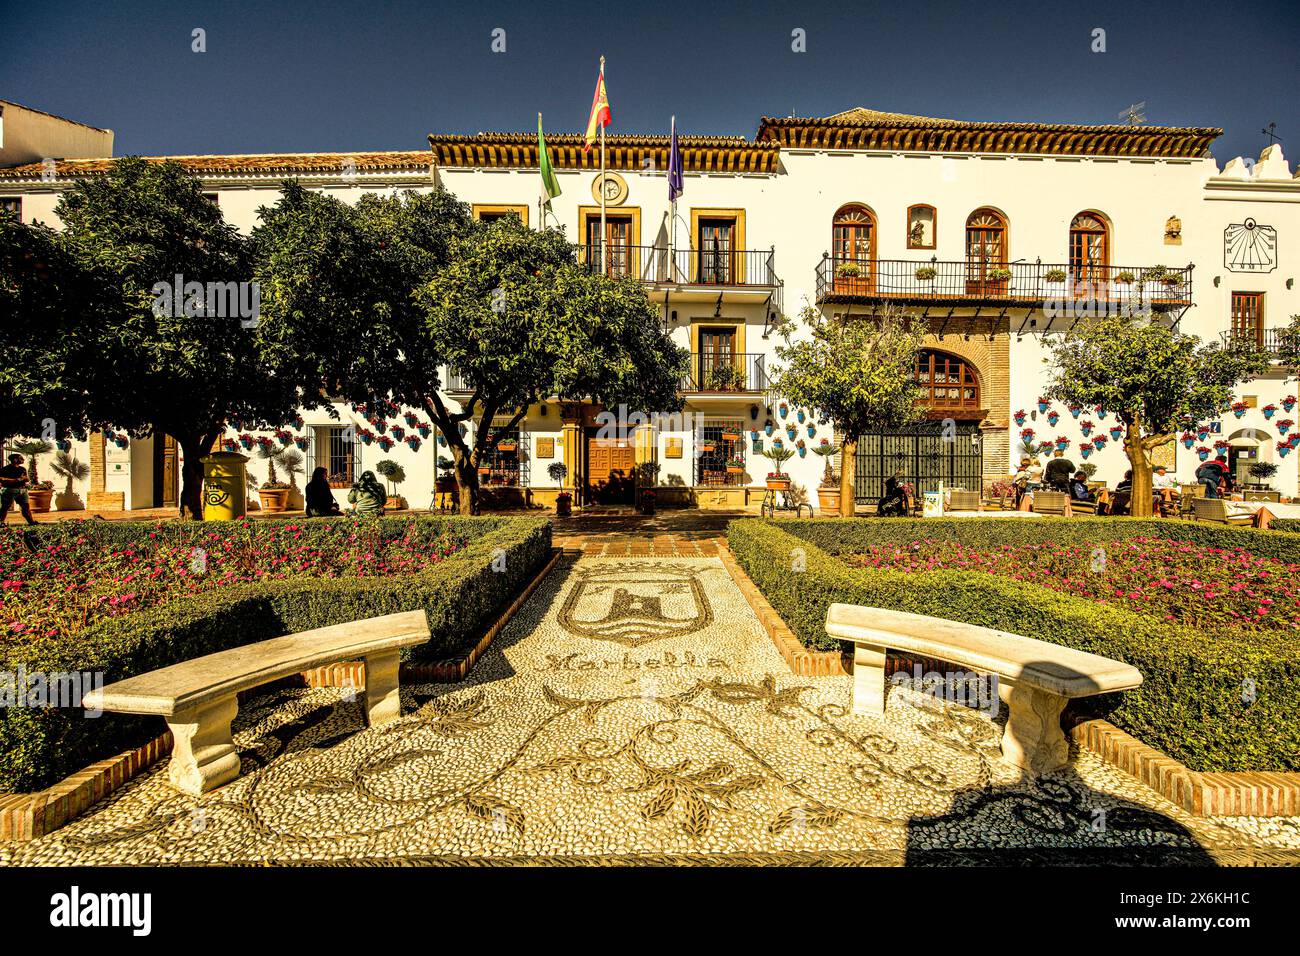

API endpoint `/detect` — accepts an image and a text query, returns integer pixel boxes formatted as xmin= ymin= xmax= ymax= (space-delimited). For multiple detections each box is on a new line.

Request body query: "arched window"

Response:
xmin=965 ymin=208 xmax=1007 ymax=293
xmin=916 ymin=350 xmax=981 ymax=415
xmin=1069 ymin=211 xmax=1110 ymax=289
xmin=832 ymin=204 xmax=876 ymax=292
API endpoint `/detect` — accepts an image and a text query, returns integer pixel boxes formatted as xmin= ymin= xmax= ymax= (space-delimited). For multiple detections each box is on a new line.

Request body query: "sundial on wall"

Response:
xmin=1224 ymin=219 xmax=1277 ymax=273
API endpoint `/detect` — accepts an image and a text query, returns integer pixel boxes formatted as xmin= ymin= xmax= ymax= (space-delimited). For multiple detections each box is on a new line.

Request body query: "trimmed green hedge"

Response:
xmin=727 ymin=519 xmax=1300 ymax=773
xmin=775 ymin=515 xmax=1300 ymax=564
xmin=1 ymin=515 xmax=551 ymax=792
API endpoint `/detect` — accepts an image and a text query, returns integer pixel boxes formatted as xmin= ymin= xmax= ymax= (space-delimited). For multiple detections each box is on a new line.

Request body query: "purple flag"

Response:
xmin=668 ymin=116 xmax=683 ymax=202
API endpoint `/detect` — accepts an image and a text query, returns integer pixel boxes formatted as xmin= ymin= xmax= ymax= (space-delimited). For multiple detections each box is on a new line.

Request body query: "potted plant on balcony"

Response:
xmin=549 ymin=462 xmax=571 ymax=516
xmin=375 ymin=459 xmax=407 ymax=510
xmin=914 ymin=266 xmax=937 ymax=282
xmin=1115 ymin=270 xmax=1135 ymax=285
xmin=726 ymin=453 xmax=745 ymax=476
xmin=1044 ymin=268 xmax=1067 ymax=283
xmin=706 ymin=364 xmax=743 ymax=391
xmin=988 ymin=267 xmax=1013 ymax=283
xmin=811 ymin=441 xmax=842 ymax=514
xmin=835 ymin=262 xmax=862 ymax=278
xmin=720 ymin=425 xmax=742 ymax=441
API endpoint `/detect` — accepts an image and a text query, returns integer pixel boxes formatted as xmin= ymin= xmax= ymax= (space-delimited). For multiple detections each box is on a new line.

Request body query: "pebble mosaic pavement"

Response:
xmin=4 ymin=554 xmax=1299 ymax=866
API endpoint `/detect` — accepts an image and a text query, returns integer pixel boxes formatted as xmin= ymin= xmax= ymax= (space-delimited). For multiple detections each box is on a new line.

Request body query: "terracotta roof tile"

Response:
xmin=0 ymin=151 xmax=433 ymax=180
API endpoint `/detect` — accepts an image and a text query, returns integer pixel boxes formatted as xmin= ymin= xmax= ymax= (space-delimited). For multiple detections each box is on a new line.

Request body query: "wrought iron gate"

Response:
xmin=854 ymin=422 xmax=983 ymax=503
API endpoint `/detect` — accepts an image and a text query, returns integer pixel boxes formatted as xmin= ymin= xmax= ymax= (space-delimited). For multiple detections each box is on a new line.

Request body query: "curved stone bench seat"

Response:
xmin=82 ymin=610 xmax=430 ymax=796
xmin=825 ymin=604 xmax=1142 ymax=776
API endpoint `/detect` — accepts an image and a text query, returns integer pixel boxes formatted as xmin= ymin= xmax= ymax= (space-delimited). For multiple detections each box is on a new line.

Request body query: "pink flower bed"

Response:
xmin=844 ymin=537 xmax=1300 ymax=635
xmin=2 ymin=520 xmax=469 ymax=642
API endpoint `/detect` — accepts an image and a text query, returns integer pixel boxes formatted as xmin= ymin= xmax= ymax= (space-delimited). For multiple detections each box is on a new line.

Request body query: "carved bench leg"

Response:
xmin=166 ymin=697 xmax=240 ymax=796
xmin=997 ymin=680 xmax=1069 ymax=775
xmin=363 ymin=650 xmax=402 ymax=727
xmin=851 ymin=643 xmax=888 ymax=716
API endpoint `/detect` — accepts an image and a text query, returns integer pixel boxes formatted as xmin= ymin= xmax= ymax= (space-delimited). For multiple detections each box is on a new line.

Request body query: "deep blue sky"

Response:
xmin=2 ymin=0 xmax=1296 ymax=164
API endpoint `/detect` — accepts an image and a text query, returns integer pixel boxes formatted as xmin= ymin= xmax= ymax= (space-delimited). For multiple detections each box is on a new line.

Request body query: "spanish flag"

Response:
xmin=584 ymin=59 xmax=611 ymax=151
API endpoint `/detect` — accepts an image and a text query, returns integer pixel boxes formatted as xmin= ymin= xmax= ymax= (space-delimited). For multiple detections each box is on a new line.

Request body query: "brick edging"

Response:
xmin=1071 ymin=718 xmax=1300 ymax=817
xmin=716 ymin=541 xmax=851 ymax=677
xmin=402 ymin=547 xmax=566 ymax=683
xmin=1 ymin=732 xmax=173 ymax=841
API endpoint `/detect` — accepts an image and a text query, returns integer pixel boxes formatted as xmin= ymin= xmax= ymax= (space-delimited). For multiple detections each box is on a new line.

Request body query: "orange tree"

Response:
xmin=769 ymin=305 xmax=926 ymax=515
xmin=1044 ymin=313 xmax=1270 ymax=516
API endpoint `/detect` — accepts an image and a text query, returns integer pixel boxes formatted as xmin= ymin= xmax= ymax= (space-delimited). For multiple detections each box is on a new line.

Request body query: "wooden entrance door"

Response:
xmin=586 ymin=435 xmax=637 ymax=504
xmin=152 ymin=434 xmax=179 ymax=508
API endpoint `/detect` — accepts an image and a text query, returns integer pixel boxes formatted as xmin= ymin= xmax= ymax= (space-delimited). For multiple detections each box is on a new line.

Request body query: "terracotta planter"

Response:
xmin=383 ymin=496 xmax=407 ymax=511
xmin=726 ymin=466 xmax=744 ymax=475
xmin=257 ymin=487 xmax=289 ymax=513
xmin=766 ymin=479 xmax=790 ymax=491
xmin=555 ymin=494 xmax=572 ymax=518
xmin=818 ymin=487 xmax=842 ymax=514
xmin=27 ymin=488 xmax=53 ymax=514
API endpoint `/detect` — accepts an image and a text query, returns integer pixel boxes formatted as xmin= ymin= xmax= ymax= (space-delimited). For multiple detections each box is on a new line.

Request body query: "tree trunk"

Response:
xmin=839 ymin=437 xmax=857 ymax=517
xmin=177 ymin=433 xmax=207 ymax=520
xmin=1125 ymin=417 xmax=1154 ymax=518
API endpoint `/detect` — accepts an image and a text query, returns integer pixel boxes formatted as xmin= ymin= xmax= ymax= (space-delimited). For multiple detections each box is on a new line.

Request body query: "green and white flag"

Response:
xmin=538 ymin=113 xmax=561 ymax=208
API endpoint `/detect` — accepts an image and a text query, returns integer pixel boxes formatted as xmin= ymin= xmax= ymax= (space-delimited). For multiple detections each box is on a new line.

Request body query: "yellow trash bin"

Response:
xmin=201 ymin=452 xmax=249 ymax=521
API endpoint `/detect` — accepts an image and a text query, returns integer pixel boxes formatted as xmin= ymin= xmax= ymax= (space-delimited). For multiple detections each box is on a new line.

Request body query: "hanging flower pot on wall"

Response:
xmin=1047 ymin=411 xmax=1060 ymax=427
xmin=1080 ymin=420 xmax=1094 ymax=437
xmin=797 ymin=409 xmax=806 ymax=423
xmin=1013 ymin=410 xmax=1027 ymax=427
xmin=764 ymin=422 xmax=774 ymax=436
xmin=1282 ymin=396 xmax=1297 ymax=413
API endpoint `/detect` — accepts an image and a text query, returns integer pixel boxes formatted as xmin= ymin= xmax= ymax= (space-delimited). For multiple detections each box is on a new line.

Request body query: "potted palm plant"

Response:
xmin=762 ymin=445 xmax=795 ymax=489
xmin=254 ymin=441 xmax=291 ymax=513
xmin=811 ymin=441 xmax=842 ymax=515
xmin=7 ymin=439 xmax=55 ymax=513
xmin=49 ymin=449 xmax=90 ymax=512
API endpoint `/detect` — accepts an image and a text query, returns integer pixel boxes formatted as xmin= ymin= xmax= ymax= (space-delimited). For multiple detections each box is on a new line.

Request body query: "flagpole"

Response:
xmin=537 ymin=112 xmax=544 ymax=232
xmin=670 ymin=115 xmax=677 ymax=280
xmin=599 ymin=56 xmax=607 ymax=275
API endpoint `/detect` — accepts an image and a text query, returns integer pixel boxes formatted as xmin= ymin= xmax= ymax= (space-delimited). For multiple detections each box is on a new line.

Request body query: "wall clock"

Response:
xmin=1224 ymin=219 xmax=1277 ymax=273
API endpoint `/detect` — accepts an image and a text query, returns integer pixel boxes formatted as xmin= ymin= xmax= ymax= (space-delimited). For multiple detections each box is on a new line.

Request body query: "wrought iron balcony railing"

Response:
xmin=1219 ymin=327 xmax=1290 ymax=356
xmin=815 ymin=257 xmax=1193 ymax=309
xmin=580 ymin=243 xmax=779 ymax=289
xmin=680 ymin=352 xmax=768 ymax=393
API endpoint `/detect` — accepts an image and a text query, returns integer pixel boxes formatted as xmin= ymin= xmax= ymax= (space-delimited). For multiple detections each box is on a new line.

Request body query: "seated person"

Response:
xmin=1043 ymin=453 xmax=1075 ymax=492
xmin=304 ymin=467 xmax=341 ymax=517
xmin=1151 ymin=465 xmax=1178 ymax=512
xmin=1195 ymin=457 xmax=1228 ymax=499
xmin=1115 ymin=469 xmax=1134 ymax=493
xmin=1069 ymin=471 xmax=1095 ymax=502
xmin=878 ymin=470 xmax=910 ymax=516
xmin=347 ymin=470 xmax=387 ymax=514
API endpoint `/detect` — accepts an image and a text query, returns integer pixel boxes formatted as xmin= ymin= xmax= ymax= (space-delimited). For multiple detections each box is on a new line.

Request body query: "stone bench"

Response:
xmin=825 ymin=604 xmax=1142 ymax=775
xmin=82 ymin=610 xmax=430 ymax=796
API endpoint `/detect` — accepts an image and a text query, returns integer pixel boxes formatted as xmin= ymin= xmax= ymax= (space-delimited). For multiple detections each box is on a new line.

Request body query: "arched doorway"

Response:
xmin=1069 ymin=211 xmax=1110 ymax=292
xmin=831 ymin=204 xmax=876 ymax=293
xmin=965 ymin=207 xmax=1007 ymax=295
xmin=855 ymin=350 xmax=985 ymax=502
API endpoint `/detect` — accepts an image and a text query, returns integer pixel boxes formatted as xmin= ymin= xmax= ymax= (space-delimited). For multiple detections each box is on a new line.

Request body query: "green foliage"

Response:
xmin=0 ymin=516 xmax=550 ymax=792
xmin=771 ymin=304 xmax=926 ymax=442
xmin=0 ymin=217 xmax=120 ymax=444
xmin=419 ymin=217 xmax=687 ymax=511
xmin=53 ymin=158 xmax=300 ymax=516
xmin=727 ymin=519 xmax=1299 ymax=772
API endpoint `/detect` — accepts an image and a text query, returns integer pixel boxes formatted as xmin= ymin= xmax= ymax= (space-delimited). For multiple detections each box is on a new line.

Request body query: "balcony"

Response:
xmin=1219 ymin=327 xmax=1291 ymax=358
xmin=815 ymin=257 xmax=1193 ymax=311
xmin=580 ymin=243 xmax=780 ymax=292
xmin=680 ymin=352 xmax=768 ymax=394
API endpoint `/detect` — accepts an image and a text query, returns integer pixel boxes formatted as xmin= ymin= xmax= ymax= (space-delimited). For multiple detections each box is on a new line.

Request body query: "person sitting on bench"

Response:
xmin=1043 ymin=452 xmax=1076 ymax=492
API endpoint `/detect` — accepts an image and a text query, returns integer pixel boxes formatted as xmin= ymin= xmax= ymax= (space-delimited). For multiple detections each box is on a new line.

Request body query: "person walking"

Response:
xmin=0 ymin=453 xmax=37 ymax=525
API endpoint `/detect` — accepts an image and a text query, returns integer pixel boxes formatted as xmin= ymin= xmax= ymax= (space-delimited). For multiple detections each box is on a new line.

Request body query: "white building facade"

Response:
xmin=2 ymin=107 xmax=1297 ymax=512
